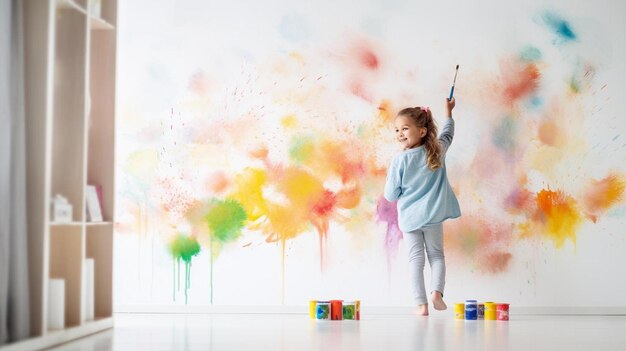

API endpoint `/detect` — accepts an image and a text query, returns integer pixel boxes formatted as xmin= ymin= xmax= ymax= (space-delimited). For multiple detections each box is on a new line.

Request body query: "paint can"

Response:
xmin=316 ymin=301 xmax=331 ymax=320
xmin=453 ymin=303 xmax=465 ymax=320
xmin=496 ymin=303 xmax=510 ymax=321
xmin=355 ymin=300 xmax=361 ymax=320
xmin=309 ymin=300 xmax=317 ymax=319
xmin=465 ymin=300 xmax=477 ymax=320
xmin=343 ymin=301 xmax=357 ymax=320
xmin=330 ymin=300 xmax=343 ymax=320
xmin=478 ymin=303 xmax=485 ymax=320
xmin=484 ymin=302 xmax=497 ymax=320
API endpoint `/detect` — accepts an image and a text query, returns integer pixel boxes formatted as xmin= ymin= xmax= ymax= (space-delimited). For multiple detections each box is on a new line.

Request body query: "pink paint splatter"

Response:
xmin=376 ymin=197 xmax=403 ymax=274
xmin=359 ymin=49 xmax=379 ymax=70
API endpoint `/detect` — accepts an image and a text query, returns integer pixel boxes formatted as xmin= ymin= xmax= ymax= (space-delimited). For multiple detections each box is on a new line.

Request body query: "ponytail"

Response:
xmin=397 ymin=107 xmax=442 ymax=171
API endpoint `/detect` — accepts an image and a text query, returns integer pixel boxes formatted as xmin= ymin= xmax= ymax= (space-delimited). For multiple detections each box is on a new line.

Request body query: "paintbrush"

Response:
xmin=449 ymin=65 xmax=459 ymax=100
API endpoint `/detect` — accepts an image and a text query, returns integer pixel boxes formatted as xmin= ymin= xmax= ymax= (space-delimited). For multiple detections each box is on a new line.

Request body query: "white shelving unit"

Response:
xmin=1 ymin=0 xmax=118 ymax=350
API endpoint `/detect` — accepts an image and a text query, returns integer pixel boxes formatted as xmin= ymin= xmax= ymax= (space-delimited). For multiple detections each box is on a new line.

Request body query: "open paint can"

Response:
xmin=477 ymin=303 xmax=485 ymax=319
xmin=465 ymin=300 xmax=477 ymax=320
xmin=330 ymin=300 xmax=343 ymax=320
xmin=309 ymin=300 xmax=317 ymax=319
xmin=484 ymin=302 xmax=497 ymax=320
xmin=316 ymin=301 xmax=331 ymax=320
xmin=496 ymin=303 xmax=510 ymax=321
xmin=343 ymin=301 xmax=357 ymax=320
xmin=453 ymin=303 xmax=465 ymax=319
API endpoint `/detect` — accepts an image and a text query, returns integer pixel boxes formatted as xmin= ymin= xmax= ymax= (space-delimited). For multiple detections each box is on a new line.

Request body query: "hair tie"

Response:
xmin=422 ymin=106 xmax=430 ymax=113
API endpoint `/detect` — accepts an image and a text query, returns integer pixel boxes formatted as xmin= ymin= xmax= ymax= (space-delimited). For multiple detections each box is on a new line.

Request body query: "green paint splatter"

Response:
xmin=569 ymin=75 xmax=580 ymax=93
xmin=205 ymin=199 xmax=247 ymax=243
xmin=459 ymin=230 xmax=480 ymax=255
xmin=204 ymin=199 xmax=247 ymax=304
xmin=169 ymin=234 xmax=201 ymax=304
xmin=288 ymin=136 xmax=314 ymax=163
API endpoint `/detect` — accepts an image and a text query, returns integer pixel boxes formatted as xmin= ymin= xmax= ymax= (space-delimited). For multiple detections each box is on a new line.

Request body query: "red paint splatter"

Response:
xmin=349 ymin=80 xmax=373 ymax=102
xmin=504 ymin=187 xmax=534 ymax=214
xmin=312 ymin=190 xmax=337 ymax=217
xmin=495 ymin=59 xmax=541 ymax=106
xmin=445 ymin=214 xmax=515 ymax=274
xmin=479 ymin=252 xmax=513 ymax=274
xmin=360 ymin=49 xmax=379 ymax=70
xmin=503 ymin=63 xmax=540 ymax=103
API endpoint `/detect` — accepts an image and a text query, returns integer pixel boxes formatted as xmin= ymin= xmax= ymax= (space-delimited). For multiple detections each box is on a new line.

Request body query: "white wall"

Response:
xmin=115 ymin=0 xmax=626 ymax=308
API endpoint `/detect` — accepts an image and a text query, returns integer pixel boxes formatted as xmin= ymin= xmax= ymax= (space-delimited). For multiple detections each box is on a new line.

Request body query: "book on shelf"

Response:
xmin=86 ymin=185 xmax=103 ymax=222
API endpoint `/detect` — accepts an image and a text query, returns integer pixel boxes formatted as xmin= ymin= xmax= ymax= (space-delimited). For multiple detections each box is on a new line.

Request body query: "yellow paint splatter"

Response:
xmin=125 ymin=149 xmax=158 ymax=178
xmin=230 ymin=168 xmax=268 ymax=222
xmin=281 ymin=115 xmax=298 ymax=129
xmin=535 ymin=189 xmax=582 ymax=248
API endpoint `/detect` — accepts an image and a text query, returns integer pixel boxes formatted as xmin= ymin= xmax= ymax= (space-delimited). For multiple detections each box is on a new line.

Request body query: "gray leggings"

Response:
xmin=404 ymin=224 xmax=445 ymax=305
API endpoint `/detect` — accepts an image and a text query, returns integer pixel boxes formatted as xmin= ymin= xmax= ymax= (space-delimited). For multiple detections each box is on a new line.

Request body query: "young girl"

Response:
xmin=384 ymin=97 xmax=461 ymax=316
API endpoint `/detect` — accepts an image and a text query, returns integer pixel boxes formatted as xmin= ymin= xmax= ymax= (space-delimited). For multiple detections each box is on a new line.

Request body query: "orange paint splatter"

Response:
xmin=503 ymin=62 xmax=540 ymax=103
xmin=537 ymin=119 xmax=563 ymax=146
xmin=535 ymin=189 xmax=582 ymax=248
xmin=378 ymin=100 xmax=393 ymax=124
xmin=336 ymin=185 xmax=361 ymax=209
xmin=583 ymin=173 xmax=626 ymax=222
xmin=206 ymin=172 xmax=229 ymax=193
xmin=248 ymin=144 xmax=269 ymax=159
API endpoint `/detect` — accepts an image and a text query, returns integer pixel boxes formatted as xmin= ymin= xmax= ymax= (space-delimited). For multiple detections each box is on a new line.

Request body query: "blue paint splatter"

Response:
xmin=612 ymin=135 xmax=620 ymax=141
xmin=492 ymin=116 xmax=518 ymax=153
xmin=278 ymin=13 xmax=311 ymax=43
xmin=542 ymin=12 xmax=577 ymax=44
xmin=520 ymin=46 xmax=542 ymax=62
xmin=530 ymin=96 xmax=543 ymax=108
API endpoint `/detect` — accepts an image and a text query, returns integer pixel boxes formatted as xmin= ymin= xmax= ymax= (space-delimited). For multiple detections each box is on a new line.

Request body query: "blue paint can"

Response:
xmin=465 ymin=300 xmax=477 ymax=320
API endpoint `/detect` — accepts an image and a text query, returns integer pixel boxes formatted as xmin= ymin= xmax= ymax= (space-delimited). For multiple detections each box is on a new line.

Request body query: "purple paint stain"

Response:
xmin=376 ymin=196 xmax=403 ymax=274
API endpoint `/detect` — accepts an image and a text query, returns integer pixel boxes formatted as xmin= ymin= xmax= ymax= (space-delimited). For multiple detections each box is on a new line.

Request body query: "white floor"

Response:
xmin=45 ymin=313 xmax=626 ymax=351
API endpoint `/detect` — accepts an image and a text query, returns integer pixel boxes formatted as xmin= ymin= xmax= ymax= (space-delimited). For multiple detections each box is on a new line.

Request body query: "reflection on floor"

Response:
xmin=46 ymin=313 xmax=626 ymax=351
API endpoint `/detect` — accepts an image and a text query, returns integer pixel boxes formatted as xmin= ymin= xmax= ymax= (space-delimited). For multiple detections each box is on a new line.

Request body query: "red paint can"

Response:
xmin=496 ymin=303 xmax=510 ymax=321
xmin=330 ymin=300 xmax=343 ymax=320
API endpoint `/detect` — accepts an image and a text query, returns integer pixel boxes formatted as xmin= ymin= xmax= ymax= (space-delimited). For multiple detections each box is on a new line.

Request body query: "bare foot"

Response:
xmin=431 ymin=291 xmax=447 ymax=311
xmin=417 ymin=304 xmax=429 ymax=316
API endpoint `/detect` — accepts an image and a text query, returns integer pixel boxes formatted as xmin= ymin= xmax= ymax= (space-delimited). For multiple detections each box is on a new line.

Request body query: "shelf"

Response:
xmin=56 ymin=0 xmax=87 ymax=15
xmin=50 ymin=222 xmax=83 ymax=227
xmin=49 ymin=226 xmax=84 ymax=328
xmin=86 ymin=226 xmax=113 ymax=318
xmin=21 ymin=0 xmax=117 ymax=348
xmin=49 ymin=221 xmax=113 ymax=227
xmin=51 ymin=7 xmax=88 ymax=223
xmin=85 ymin=221 xmax=113 ymax=226
xmin=90 ymin=16 xmax=115 ymax=30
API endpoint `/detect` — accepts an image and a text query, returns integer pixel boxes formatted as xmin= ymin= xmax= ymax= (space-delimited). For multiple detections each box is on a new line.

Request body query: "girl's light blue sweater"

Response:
xmin=384 ymin=118 xmax=461 ymax=232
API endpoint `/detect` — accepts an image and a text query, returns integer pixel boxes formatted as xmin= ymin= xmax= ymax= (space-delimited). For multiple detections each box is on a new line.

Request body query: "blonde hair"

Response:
xmin=397 ymin=107 xmax=442 ymax=171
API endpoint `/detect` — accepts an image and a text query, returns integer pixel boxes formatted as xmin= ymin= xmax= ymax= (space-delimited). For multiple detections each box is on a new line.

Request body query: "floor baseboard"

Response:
xmin=114 ymin=305 xmax=626 ymax=315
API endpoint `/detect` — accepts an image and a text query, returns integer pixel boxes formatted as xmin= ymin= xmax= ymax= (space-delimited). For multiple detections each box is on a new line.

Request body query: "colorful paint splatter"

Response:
xmin=117 ymin=4 xmax=626 ymax=304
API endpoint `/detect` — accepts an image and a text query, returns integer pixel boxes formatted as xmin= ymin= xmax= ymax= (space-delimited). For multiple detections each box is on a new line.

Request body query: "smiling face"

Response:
xmin=395 ymin=115 xmax=427 ymax=149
